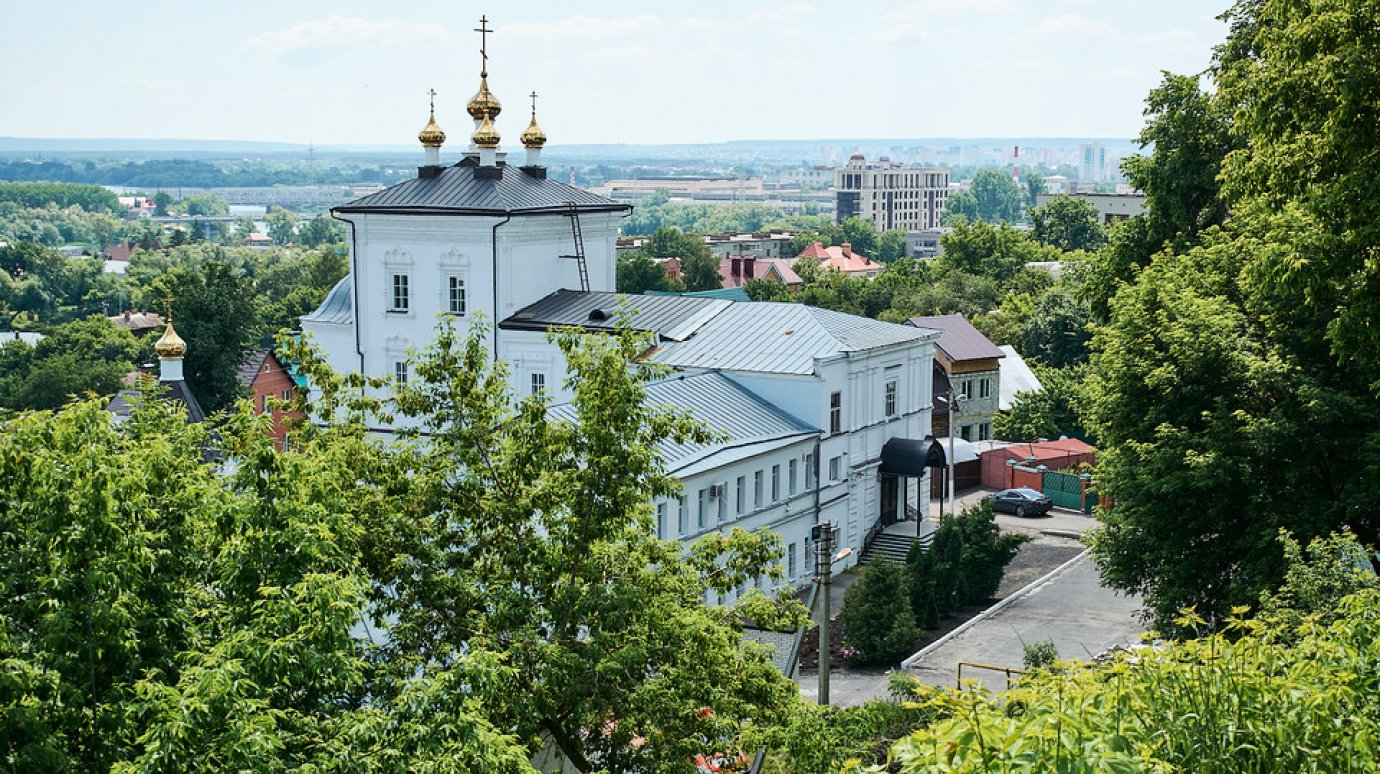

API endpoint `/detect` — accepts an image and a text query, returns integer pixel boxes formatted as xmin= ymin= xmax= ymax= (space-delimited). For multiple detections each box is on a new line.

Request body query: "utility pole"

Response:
xmin=813 ymin=522 xmax=836 ymax=705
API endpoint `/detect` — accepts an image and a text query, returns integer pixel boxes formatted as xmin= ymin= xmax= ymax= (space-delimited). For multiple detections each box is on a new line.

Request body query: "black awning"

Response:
xmin=880 ymin=435 xmax=946 ymax=477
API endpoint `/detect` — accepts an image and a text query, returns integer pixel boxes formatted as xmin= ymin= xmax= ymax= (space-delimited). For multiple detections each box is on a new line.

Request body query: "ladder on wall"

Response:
xmin=559 ymin=201 xmax=590 ymax=292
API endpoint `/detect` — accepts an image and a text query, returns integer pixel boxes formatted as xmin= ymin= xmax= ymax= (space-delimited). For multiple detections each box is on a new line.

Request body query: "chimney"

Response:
xmin=841 ymin=242 xmax=852 ymax=257
xmin=731 ymin=256 xmax=741 ymax=276
xmin=744 ymin=257 xmax=756 ymax=278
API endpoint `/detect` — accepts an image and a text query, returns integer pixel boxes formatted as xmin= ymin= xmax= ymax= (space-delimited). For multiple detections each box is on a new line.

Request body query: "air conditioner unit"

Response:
xmin=709 ymin=483 xmax=726 ymax=499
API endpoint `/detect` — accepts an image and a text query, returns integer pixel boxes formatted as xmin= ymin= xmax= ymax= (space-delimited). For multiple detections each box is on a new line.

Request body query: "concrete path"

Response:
xmin=905 ymin=553 xmax=1143 ymax=691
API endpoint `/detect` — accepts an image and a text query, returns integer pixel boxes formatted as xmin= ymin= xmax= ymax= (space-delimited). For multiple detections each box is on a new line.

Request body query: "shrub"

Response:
xmin=908 ymin=502 xmax=1028 ymax=623
xmin=841 ymin=560 xmax=922 ymax=667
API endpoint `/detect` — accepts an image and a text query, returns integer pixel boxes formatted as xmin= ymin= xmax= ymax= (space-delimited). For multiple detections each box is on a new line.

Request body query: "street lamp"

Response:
xmin=935 ymin=392 xmax=966 ymax=519
xmin=812 ymin=522 xmax=852 ymax=706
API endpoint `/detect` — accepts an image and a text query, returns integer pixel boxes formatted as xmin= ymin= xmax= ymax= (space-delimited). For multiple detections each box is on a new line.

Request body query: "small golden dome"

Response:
xmin=419 ymin=113 xmax=446 ymax=148
xmin=521 ymin=115 xmax=546 ymax=149
xmin=466 ymin=76 xmax=502 ymax=121
xmin=155 ymin=320 xmax=186 ymax=359
xmin=472 ymin=113 xmax=500 ymax=148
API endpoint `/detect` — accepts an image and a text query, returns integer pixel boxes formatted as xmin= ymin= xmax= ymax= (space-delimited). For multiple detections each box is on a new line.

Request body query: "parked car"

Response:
xmin=984 ymin=488 xmax=1053 ymax=518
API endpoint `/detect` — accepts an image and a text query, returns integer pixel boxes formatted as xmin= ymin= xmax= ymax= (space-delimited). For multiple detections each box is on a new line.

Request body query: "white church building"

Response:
xmin=301 ymin=44 xmax=940 ymax=582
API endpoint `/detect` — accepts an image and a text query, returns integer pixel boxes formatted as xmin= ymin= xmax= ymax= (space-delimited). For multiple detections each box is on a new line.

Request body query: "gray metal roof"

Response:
xmin=500 ymin=290 xmax=731 ymax=342
xmin=649 ymin=303 xmax=938 ymax=376
xmin=334 ymin=161 xmax=630 ymax=216
xmin=906 ymin=314 xmax=1005 ymax=362
xmin=503 ymin=290 xmax=939 ymax=376
xmin=302 ymin=276 xmax=353 ymax=325
xmin=549 ymin=371 xmax=817 ymax=475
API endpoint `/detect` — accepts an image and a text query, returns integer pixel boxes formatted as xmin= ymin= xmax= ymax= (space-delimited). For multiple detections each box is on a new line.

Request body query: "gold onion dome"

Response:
xmin=521 ymin=114 xmax=546 ymax=148
xmin=155 ymin=321 xmax=186 ymax=358
xmin=467 ymin=76 xmax=502 ymax=121
xmin=472 ymin=113 xmax=500 ymax=148
xmin=418 ymin=111 xmax=446 ymax=148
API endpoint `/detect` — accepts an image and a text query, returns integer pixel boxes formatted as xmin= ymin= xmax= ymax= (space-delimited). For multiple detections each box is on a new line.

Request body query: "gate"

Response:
xmin=1042 ymin=470 xmax=1095 ymax=513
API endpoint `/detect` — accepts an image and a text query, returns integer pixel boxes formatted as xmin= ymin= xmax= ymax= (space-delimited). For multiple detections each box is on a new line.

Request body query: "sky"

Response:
xmin=1 ymin=1 xmax=1231 ymax=147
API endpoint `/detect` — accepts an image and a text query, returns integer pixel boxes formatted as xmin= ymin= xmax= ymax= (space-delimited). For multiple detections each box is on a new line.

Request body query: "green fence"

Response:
xmin=1042 ymin=470 xmax=1095 ymax=513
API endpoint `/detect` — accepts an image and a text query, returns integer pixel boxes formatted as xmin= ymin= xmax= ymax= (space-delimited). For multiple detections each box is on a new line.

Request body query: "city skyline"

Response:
xmin=4 ymin=1 xmax=1228 ymax=147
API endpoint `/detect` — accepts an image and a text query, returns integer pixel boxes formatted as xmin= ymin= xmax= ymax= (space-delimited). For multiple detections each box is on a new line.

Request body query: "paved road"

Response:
xmin=796 ymin=487 xmax=1143 ymax=706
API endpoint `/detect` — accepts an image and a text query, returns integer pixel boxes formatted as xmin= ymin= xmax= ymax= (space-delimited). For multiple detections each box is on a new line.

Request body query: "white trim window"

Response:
xmin=390 ymin=273 xmax=410 ymax=312
xmin=447 ymin=275 xmax=467 ymax=315
xmin=885 ymin=379 xmax=898 ymax=417
xmin=530 ymin=372 xmax=546 ymax=395
xmin=394 ymin=361 xmax=408 ymax=384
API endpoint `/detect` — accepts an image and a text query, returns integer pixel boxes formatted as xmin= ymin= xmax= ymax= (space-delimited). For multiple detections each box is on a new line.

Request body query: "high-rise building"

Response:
xmin=1079 ymin=142 xmax=1107 ymax=182
xmin=833 ymin=154 xmax=950 ymax=231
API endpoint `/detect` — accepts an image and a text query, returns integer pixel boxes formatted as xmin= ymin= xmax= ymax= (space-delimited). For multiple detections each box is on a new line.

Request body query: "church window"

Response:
xmin=394 ymin=361 xmax=408 ymax=384
xmin=390 ymin=274 xmax=410 ymax=312
xmin=447 ymin=276 xmax=467 ymax=315
xmin=530 ymin=372 xmax=545 ymax=395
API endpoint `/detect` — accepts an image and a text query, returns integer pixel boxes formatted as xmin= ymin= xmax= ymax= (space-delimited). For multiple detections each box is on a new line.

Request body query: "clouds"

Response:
xmin=1029 ymin=13 xmax=1114 ymax=38
xmin=501 ymin=14 xmax=666 ymax=40
xmin=248 ymin=16 xmax=450 ymax=64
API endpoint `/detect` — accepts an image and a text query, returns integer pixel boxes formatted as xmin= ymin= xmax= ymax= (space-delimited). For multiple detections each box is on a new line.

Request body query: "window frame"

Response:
xmin=389 ymin=273 xmax=410 ymax=313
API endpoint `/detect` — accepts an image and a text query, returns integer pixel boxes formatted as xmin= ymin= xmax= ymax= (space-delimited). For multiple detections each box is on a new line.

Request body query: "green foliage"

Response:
xmin=150 ymin=261 xmax=261 ymax=413
xmin=1085 ymin=0 xmax=1380 ymax=630
xmin=1029 ymin=195 xmax=1106 ymax=253
xmin=750 ymin=697 xmax=936 ymax=774
xmin=0 ymin=317 xmax=141 ymax=410
xmin=968 ymin=169 xmax=1024 ymax=223
xmin=992 ymin=363 xmax=1090 ymax=442
xmin=877 ymin=228 xmax=907 ymax=262
xmin=176 ymin=193 xmax=229 ymax=217
xmin=863 ymin=590 xmax=1380 ymax=772
xmin=615 ymin=251 xmax=672 ymax=294
xmin=0 ymin=181 xmax=121 ymax=213
xmin=1022 ymin=171 xmax=1045 ymax=208
xmin=1021 ymin=639 xmax=1058 ymax=671
xmin=909 ymin=503 xmax=1028 ymax=622
xmin=1021 ymin=288 xmax=1090 ymax=368
xmin=841 ymin=561 xmax=922 ymax=667
xmin=294 ymin=215 xmax=345 ymax=248
xmin=1258 ymin=530 xmax=1378 ymax=631
xmin=621 ymin=193 xmax=820 ymax=237
xmin=939 ymin=219 xmax=1056 ymax=286
xmin=264 ymin=207 xmax=298 ymax=245
xmin=941 ymin=192 xmax=978 ymax=225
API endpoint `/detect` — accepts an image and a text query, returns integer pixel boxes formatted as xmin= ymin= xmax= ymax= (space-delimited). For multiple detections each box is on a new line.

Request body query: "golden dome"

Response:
xmin=419 ymin=112 xmax=446 ymax=148
xmin=155 ymin=320 xmax=186 ymax=359
xmin=472 ymin=113 xmax=500 ymax=148
xmin=466 ymin=76 xmax=502 ymax=121
xmin=521 ymin=114 xmax=546 ymax=149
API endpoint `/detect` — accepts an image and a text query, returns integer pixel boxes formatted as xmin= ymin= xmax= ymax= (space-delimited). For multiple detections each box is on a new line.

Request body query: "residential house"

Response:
xmin=906 ymin=314 xmax=1004 ymax=441
xmin=719 ymin=255 xmax=802 ymax=291
xmin=794 ymin=241 xmax=883 ymax=279
xmin=236 ymin=348 xmax=306 ymax=450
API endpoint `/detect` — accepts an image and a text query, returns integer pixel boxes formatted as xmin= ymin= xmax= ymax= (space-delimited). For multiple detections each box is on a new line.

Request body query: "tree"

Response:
xmin=1021 ymin=288 xmax=1091 ymax=367
xmin=343 ymin=320 xmax=803 ymax=772
xmin=639 ymin=226 xmax=721 ymax=292
xmin=0 ymin=316 xmax=141 ymax=411
xmin=877 ymin=228 xmax=907 ymax=262
xmin=152 ymin=191 xmax=173 ymax=217
xmin=295 ymin=215 xmax=345 ymax=247
xmin=941 ymin=190 xmax=978 ymax=225
xmin=264 ymin=207 xmax=298 ymax=245
xmin=993 ymin=363 xmax=1090 ymax=442
xmin=1030 ymin=195 xmax=1106 ymax=252
xmin=1022 ymin=170 xmax=1046 ymax=208
xmin=150 ymin=261 xmax=260 ymax=413
xmin=178 ymin=193 xmax=229 ymax=217
xmin=1084 ymin=0 xmax=1380 ymax=630
xmin=841 ymin=561 xmax=922 ymax=667
xmin=969 ymin=169 xmax=1024 ymax=223
xmin=838 ymin=217 xmax=879 ymax=258
xmin=939 ymin=219 xmax=1053 ymax=285
xmin=615 ymin=251 xmax=671 ymax=294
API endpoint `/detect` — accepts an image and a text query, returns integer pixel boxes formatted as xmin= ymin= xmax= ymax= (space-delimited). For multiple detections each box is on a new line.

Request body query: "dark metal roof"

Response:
xmin=906 ymin=314 xmax=1006 ymax=362
xmin=334 ymin=161 xmax=630 ymax=216
xmin=499 ymin=289 xmax=730 ymax=342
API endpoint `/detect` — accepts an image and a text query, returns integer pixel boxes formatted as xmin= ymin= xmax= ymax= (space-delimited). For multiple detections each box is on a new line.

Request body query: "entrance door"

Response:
xmin=880 ymin=475 xmax=899 ymax=526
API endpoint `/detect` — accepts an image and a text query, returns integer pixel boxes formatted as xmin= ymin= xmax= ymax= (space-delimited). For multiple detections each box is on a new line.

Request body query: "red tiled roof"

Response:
xmin=792 ymin=241 xmax=878 ymax=275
